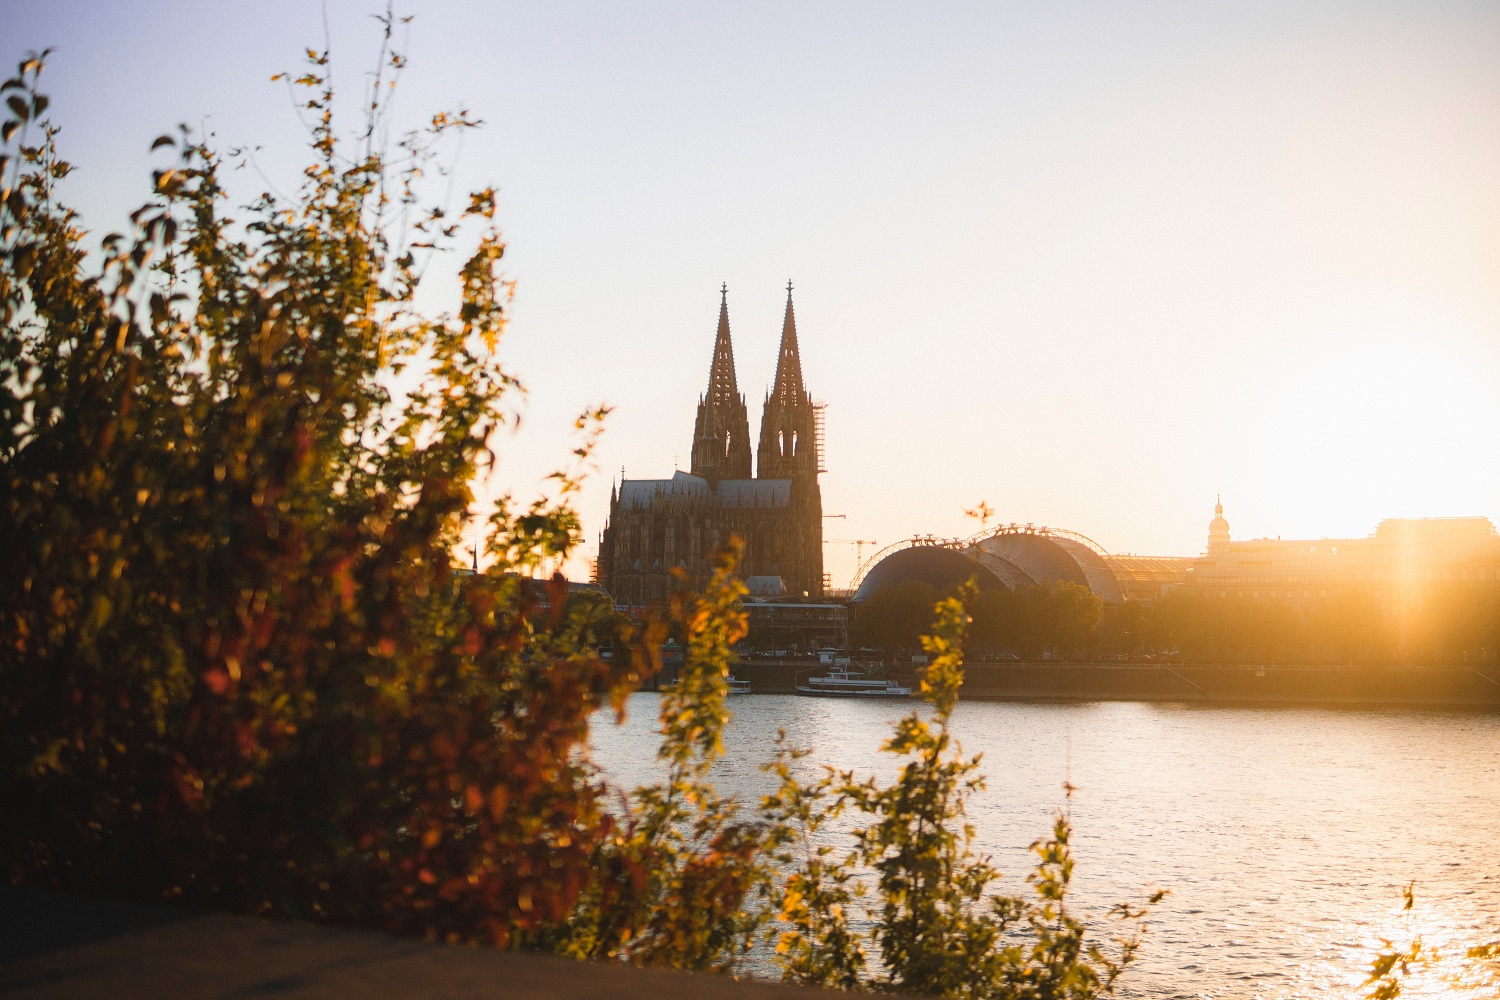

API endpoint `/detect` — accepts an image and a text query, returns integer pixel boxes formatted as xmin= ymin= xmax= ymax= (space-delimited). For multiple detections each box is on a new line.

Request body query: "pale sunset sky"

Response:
xmin=11 ymin=1 xmax=1500 ymax=586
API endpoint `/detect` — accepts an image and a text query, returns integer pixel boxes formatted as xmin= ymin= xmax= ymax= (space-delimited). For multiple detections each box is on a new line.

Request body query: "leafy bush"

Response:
xmin=2 ymin=34 xmax=1165 ymax=995
xmin=0 ymin=35 xmax=654 ymax=942
xmin=767 ymin=581 xmax=1163 ymax=998
xmin=551 ymin=545 xmax=771 ymax=970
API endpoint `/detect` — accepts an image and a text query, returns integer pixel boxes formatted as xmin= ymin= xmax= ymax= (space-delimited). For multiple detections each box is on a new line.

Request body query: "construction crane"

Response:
xmin=827 ymin=538 xmax=878 ymax=565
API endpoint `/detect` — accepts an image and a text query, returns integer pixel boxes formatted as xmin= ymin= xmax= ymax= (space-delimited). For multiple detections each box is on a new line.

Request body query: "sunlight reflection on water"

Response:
xmin=589 ymin=695 xmax=1500 ymax=999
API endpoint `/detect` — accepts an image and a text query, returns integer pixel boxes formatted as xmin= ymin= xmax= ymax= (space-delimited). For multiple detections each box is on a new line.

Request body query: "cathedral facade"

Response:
xmin=598 ymin=284 xmax=824 ymax=604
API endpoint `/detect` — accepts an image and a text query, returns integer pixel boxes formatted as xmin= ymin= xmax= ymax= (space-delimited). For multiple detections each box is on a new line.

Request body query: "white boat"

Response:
xmin=796 ymin=665 xmax=911 ymax=698
xmin=728 ymin=676 xmax=753 ymax=695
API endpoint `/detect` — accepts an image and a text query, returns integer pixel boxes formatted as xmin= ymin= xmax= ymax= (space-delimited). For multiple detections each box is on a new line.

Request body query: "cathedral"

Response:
xmin=598 ymin=284 xmax=824 ymax=604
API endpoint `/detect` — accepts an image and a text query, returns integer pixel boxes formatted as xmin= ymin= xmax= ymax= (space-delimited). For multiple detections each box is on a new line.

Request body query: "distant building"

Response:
xmin=743 ymin=598 xmax=848 ymax=653
xmin=1184 ymin=498 xmax=1500 ymax=619
xmin=1102 ymin=555 xmax=1196 ymax=602
xmin=597 ymin=285 xmax=824 ymax=604
xmin=847 ymin=498 xmax=1500 ymax=629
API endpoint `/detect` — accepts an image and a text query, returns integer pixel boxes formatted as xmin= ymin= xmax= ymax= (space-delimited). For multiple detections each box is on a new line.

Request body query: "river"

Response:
xmin=590 ymin=693 xmax=1500 ymax=998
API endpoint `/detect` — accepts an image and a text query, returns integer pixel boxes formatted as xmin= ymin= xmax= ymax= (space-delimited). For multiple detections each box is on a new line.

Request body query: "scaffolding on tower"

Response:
xmin=812 ymin=401 xmax=828 ymax=474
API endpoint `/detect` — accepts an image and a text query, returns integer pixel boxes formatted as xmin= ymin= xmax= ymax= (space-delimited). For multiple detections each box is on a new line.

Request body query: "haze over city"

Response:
xmin=10 ymin=0 xmax=1500 ymax=586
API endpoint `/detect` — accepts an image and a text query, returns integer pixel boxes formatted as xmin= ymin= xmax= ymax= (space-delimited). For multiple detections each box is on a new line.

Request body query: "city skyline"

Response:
xmin=9 ymin=1 xmax=1500 ymax=586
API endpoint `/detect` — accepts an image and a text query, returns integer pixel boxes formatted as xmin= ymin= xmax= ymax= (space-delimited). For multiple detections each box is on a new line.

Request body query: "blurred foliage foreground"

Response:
xmin=0 ymin=43 xmax=1156 ymax=996
xmin=3 ymin=38 xmax=1486 ymax=1000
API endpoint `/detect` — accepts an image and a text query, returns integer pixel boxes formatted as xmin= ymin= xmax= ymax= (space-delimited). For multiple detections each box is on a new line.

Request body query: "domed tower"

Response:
xmin=1207 ymin=495 xmax=1231 ymax=555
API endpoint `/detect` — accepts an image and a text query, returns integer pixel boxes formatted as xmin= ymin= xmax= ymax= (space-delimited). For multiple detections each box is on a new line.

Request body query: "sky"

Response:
xmin=10 ymin=1 xmax=1500 ymax=587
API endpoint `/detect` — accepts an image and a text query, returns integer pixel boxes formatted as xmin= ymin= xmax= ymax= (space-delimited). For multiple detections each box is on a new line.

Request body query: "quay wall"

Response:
xmin=654 ymin=659 xmax=1500 ymax=708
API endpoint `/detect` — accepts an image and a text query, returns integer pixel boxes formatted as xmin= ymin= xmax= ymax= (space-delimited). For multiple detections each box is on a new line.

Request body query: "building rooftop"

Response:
xmin=616 ymin=471 xmax=791 ymax=510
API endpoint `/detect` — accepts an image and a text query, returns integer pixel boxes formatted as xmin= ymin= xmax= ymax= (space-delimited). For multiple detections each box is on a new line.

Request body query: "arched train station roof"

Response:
xmin=850 ymin=525 xmax=1191 ymax=603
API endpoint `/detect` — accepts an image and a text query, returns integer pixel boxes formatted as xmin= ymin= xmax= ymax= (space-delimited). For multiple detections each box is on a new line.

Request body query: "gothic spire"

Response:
xmin=757 ymin=280 xmax=818 ymax=484
xmin=705 ymin=283 xmax=741 ymax=408
xmin=691 ymin=284 xmax=753 ymax=482
xmin=770 ymin=280 xmax=806 ymax=404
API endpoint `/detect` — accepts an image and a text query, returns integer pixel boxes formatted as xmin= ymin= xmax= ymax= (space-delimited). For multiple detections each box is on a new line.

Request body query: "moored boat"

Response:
xmin=728 ymin=676 xmax=753 ymax=695
xmin=796 ymin=665 xmax=911 ymax=698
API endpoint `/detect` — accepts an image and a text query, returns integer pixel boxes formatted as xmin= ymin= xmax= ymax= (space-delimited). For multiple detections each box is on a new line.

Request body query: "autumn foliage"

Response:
xmin=0 ymin=37 xmax=656 ymax=941
xmin=3 ymin=35 xmax=1173 ymax=996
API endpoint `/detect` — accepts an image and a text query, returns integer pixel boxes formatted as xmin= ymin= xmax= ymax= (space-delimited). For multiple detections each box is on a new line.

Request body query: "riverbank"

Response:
xmin=672 ymin=659 xmax=1500 ymax=708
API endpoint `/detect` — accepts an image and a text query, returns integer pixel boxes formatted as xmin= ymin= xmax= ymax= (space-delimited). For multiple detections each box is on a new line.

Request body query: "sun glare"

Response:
xmin=1341 ymin=900 xmax=1500 ymax=999
xmin=1232 ymin=312 xmax=1500 ymax=537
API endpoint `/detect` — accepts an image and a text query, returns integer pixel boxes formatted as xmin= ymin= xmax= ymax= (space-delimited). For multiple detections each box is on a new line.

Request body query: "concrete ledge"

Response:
xmin=0 ymin=888 xmax=823 ymax=999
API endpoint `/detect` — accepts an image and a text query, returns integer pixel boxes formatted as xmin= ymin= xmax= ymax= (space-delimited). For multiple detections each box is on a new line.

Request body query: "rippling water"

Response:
xmin=590 ymin=694 xmax=1500 ymax=998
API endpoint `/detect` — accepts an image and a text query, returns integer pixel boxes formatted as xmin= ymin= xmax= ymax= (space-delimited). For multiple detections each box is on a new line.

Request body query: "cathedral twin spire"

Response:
xmin=758 ymin=281 xmax=818 ymax=482
xmin=769 ymin=280 xmax=807 ymax=404
xmin=689 ymin=285 xmax=754 ymax=482
xmin=690 ymin=283 xmax=816 ymax=485
xmin=705 ymin=284 xmax=743 ymax=409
